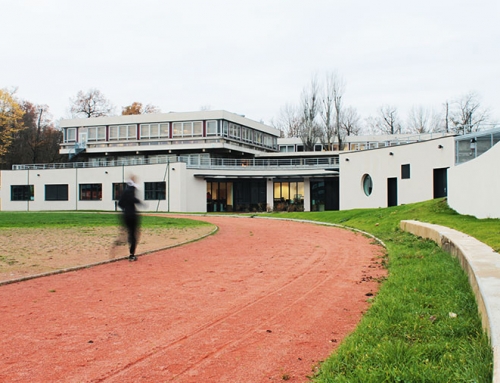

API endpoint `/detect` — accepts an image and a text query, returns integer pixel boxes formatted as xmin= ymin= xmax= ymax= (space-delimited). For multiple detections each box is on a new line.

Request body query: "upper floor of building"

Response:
xmin=60 ymin=110 xmax=281 ymax=157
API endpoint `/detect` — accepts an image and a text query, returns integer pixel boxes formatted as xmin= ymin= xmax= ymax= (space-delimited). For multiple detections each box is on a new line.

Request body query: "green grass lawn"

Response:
xmin=264 ymin=198 xmax=495 ymax=382
xmin=0 ymin=211 xmax=211 ymax=229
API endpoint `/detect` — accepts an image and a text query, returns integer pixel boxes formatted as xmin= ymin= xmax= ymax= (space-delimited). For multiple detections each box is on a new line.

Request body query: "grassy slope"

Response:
xmin=265 ymin=199 xmax=495 ymax=382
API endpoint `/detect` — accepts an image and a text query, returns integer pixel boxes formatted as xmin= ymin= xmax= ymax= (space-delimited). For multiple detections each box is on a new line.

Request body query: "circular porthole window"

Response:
xmin=362 ymin=174 xmax=373 ymax=196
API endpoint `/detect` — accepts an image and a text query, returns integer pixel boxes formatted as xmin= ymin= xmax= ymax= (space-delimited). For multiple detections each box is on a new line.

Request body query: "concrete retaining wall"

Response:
xmin=400 ymin=220 xmax=500 ymax=382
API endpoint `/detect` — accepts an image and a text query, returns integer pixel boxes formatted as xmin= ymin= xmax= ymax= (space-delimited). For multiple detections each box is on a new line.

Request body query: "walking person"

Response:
xmin=117 ymin=176 xmax=142 ymax=261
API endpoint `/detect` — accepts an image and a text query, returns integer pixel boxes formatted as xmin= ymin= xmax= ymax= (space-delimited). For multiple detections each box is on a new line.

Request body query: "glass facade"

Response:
xmin=273 ymin=181 xmax=304 ymax=211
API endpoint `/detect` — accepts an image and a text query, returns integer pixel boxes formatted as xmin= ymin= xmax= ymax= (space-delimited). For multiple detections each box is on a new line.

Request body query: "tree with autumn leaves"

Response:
xmin=1 ymin=88 xmax=163 ymax=168
xmin=0 ymin=89 xmax=25 ymax=167
xmin=0 ymin=89 xmax=64 ymax=169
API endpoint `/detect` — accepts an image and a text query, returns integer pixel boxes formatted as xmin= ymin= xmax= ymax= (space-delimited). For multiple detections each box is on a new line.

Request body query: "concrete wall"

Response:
xmin=339 ymin=136 xmax=455 ymax=210
xmin=448 ymin=141 xmax=500 ymax=219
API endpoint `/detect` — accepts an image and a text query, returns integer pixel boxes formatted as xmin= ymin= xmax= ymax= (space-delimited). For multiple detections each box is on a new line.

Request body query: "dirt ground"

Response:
xmin=0 ymin=215 xmax=386 ymax=382
xmin=0 ymin=225 xmax=215 ymax=283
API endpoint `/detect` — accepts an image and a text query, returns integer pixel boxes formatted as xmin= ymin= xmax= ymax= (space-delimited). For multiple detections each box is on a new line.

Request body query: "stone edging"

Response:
xmin=400 ymin=219 xmax=500 ymax=382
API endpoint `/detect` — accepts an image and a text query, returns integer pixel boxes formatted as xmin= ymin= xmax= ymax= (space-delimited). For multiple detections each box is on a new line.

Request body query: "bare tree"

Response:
xmin=299 ymin=77 xmax=322 ymax=151
xmin=341 ymin=106 xmax=362 ymax=137
xmin=70 ymin=89 xmax=114 ymax=118
xmin=143 ymin=103 xmax=161 ymax=114
xmin=320 ymin=72 xmax=344 ymax=151
xmin=449 ymin=92 xmax=489 ymax=134
xmin=272 ymin=103 xmax=301 ymax=138
xmin=379 ymin=105 xmax=402 ymax=134
xmin=407 ymin=106 xmax=440 ymax=134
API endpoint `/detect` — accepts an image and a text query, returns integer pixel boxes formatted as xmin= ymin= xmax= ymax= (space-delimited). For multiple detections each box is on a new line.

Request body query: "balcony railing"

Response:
xmin=12 ymin=156 xmax=339 ymax=171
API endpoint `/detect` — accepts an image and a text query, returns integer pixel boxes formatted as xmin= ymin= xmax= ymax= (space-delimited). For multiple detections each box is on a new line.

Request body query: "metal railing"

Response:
xmin=12 ymin=156 xmax=340 ymax=171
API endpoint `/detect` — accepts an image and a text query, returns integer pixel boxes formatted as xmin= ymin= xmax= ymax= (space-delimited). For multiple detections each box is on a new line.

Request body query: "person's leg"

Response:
xmin=126 ymin=215 xmax=138 ymax=261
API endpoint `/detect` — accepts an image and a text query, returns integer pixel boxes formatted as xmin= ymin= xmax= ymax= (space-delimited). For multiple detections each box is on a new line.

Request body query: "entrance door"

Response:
xmin=433 ymin=168 xmax=448 ymax=198
xmin=387 ymin=177 xmax=397 ymax=207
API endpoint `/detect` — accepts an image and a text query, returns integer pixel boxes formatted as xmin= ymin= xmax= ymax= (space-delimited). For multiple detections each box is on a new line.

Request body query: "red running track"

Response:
xmin=0 ymin=216 xmax=386 ymax=383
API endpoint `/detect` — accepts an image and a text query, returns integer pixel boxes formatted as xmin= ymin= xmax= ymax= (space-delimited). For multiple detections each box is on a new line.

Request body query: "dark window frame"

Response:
xmin=11 ymin=185 xmax=34 ymax=201
xmin=401 ymin=164 xmax=411 ymax=179
xmin=79 ymin=183 xmax=102 ymax=200
xmin=112 ymin=183 xmax=127 ymax=200
xmin=145 ymin=181 xmax=166 ymax=200
xmin=45 ymin=184 xmax=69 ymax=201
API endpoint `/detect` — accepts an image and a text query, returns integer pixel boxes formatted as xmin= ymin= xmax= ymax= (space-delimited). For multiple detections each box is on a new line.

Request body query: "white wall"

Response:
xmin=339 ymin=136 xmax=455 ymax=210
xmin=0 ymin=163 xmax=192 ymax=213
xmin=448 ymin=141 xmax=500 ymax=219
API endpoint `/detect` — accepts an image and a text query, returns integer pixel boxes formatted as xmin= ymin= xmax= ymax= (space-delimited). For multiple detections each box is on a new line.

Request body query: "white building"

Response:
xmin=0 ymin=110 xmax=496 ymax=217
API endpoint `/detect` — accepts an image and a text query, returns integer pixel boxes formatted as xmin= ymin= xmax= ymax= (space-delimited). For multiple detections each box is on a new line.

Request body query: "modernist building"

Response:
xmin=1 ymin=109 xmax=494 ymax=216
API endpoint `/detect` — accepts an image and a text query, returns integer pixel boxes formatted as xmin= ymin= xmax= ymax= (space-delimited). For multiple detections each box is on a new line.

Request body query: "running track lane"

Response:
xmin=0 ymin=216 xmax=386 ymax=383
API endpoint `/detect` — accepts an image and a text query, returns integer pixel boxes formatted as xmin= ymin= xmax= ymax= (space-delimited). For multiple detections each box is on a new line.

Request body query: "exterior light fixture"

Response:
xmin=389 ymin=152 xmax=394 ymax=156
xmin=470 ymin=138 xmax=477 ymax=150
xmin=438 ymin=145 xmax=443 ymax=149
xmin=345 ymin=158 xmax=350 ymax=161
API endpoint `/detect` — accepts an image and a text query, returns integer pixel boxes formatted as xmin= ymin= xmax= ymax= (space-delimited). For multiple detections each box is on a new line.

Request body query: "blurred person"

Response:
xmin=117 ymin=175 xmax=142 ymax=261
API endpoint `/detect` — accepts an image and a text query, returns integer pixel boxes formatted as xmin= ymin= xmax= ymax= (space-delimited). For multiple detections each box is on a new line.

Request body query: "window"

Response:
xmin=193 ymin=121 xmax=202 ymax=136
xmin=87 ymin=126 xmax=106 ymax=141
xmin=79 ymin=184 xmax=102 ymax=200
xmin=241 ymin=127 xmax=252 ymax=143
xmin=112 ymin=183 xmax=127 ymax=200
xmin=229 ymin=123 xmax=241 ymax=139
xmin=401 ymin=164 xmax=411 ymax=179
xmin=45 ymin=184 xmax=68 ymax=201
xmin=273 ymin=181 xmax=304 ymax=201
xmin=65 ymin=128 xmax=76 ymax=142
xmin=280 ymin=145 xmax=295 ymax=152
xmin=362 ymin=174 xmax=373 ymax=196
xmin=254 ymin=131 xmax=263 ymax=145
xmin=172 ymin=121 xmax=203 ymax=138
xmin=264 ymin=135 xmax=274 ymax=148
xmin=145 ymin=182 xmax=166 ymax=200
xmin=11 ymin=185 xmax=34 ymax=201
xmin=140 ymin=123 xmax=169 ymax=139
xmin=109 ymin=124 xmax=137 ymax=140
xmin=273 ymin=181 xmax=304 ymax=211
xmin=206 ymin=120 xmax=218 ymax=136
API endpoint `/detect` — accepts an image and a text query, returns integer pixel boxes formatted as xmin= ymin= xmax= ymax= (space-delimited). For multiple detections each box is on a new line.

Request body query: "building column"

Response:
xmin=266 ymin=178 xmax=274 ymax=212
xmin=303 ymin=177 xmax=311 ymax=212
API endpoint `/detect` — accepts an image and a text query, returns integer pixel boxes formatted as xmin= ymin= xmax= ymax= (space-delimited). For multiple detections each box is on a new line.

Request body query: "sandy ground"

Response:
xmin=0 ymin=215 xmax=386 ymax=382
xmin=0 ymin=225 xmax=214 ymax=283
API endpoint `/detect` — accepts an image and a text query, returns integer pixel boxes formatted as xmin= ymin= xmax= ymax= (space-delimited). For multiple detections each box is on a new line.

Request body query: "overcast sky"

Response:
xmin=1 ymin=0 xmax=499 ymax=126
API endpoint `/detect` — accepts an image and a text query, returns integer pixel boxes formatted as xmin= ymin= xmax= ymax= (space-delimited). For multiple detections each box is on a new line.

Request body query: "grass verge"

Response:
xmin=264 ymin=198 xmax=495 ymax=382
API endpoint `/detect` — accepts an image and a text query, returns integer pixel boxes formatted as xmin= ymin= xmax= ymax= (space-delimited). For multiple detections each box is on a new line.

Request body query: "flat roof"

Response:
xmin=60 ymin=110 xmax=280 ymax=137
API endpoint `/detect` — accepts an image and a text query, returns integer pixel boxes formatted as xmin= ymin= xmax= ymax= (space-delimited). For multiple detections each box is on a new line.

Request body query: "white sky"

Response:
xmin=1 ymin=0 xmax=499 ymax=126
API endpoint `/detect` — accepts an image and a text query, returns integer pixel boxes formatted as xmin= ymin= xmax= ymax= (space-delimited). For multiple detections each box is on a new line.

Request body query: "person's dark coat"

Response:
xmin=118 ymin=185 xmax=140 ymax=217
